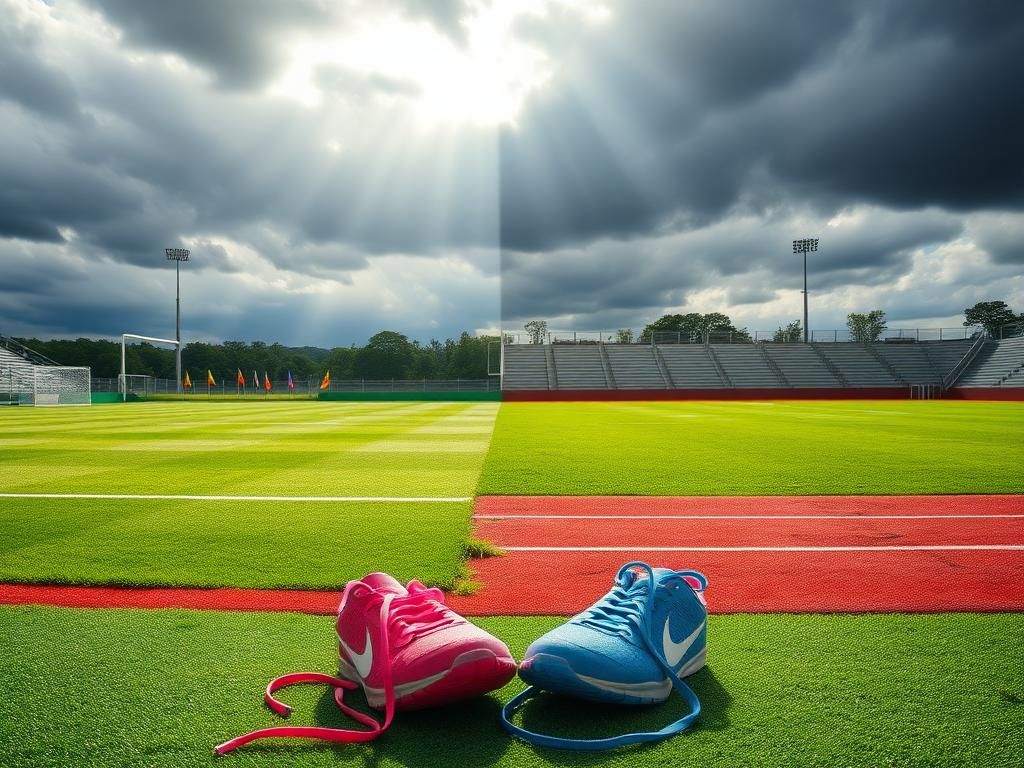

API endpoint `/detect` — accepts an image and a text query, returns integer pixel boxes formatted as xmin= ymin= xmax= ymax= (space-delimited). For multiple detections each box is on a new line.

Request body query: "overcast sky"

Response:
xmin=2 ymin=0 xmax=1022 ymax=347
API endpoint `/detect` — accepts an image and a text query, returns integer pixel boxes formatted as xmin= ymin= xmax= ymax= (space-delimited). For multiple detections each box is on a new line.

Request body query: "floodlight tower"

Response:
xmin=165 ymin=248 xmax=190 ymax=393
xmin=792 ymin=238 xmax=818 ymax=343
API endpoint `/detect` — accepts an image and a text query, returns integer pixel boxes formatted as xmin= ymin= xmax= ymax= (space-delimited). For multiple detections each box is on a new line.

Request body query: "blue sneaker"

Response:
xmin=501 ymin=561 xmax=707 ymax=750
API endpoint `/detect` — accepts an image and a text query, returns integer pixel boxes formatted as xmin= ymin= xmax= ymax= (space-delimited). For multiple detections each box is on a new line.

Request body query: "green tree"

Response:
xmin=963 ymin=301 xmax=1023 ymax=337
xmin=847 ymin=310 xmax=887 ymax=342
xmin=773 ymin=320 xmax=803 ymax=343
xmin=615 ymin=328 xmax=634 ymax=344
xmin=354 ymin=331 xmax=414 ymax=379
xmin=322 ymin=346 xmax=357 ymax=380
xmin=524 ymin=320 xmax=547 ymax=344
xmin=640 ymin=313 xmax=749 ymax=343
xmin=447 ymin=332 xmax=495 ymax=378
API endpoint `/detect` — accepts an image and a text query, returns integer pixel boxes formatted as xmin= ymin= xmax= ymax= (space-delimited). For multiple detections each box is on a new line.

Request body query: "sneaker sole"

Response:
xmin=519 ymin=647 xmax=706 ymax=705
xmin=339 ymin=648 xmax=517 ymax=710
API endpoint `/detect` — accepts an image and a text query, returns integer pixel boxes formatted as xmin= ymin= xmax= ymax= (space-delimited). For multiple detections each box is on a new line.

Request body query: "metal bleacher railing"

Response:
xmin=502 ymin=327 xmax=980 ymax=345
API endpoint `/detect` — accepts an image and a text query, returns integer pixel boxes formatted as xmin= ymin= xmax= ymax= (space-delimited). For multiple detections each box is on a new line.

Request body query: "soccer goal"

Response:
xmin=17 ymin=366 xmax=92 ymax=406
xmin=120 ymin=334 xmax=180 ymax=401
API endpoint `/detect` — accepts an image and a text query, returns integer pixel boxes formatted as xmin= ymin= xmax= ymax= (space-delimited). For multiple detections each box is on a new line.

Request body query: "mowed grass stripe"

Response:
xmin=0 ymin=401 xmax=498 ymax=496
xmin=0 ymin=493 xmax=470 ymax=501
xmin=0 ymin=497 xmax=473 ymax=590
xmin=1 ymin=607 xmax=1021 ymax=768
xmin=0 ymin=401 xmax=498 ymax=589
xmin=479 ymin=401 xmax=1024 ymax=496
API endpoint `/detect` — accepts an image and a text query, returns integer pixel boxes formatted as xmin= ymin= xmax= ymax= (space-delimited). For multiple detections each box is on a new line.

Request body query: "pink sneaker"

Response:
xmin=215 ymin=573 xmax=515 ymax=755
xmin=337 ymin=573 xmax=516 ymax=711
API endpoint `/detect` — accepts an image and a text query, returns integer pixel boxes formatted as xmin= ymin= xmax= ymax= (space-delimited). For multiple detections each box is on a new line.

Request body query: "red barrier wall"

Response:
xmin=945 ymin=388 xmax=1024 ymax=401
xmin=502 ymin=387 xmax=911 ymax=401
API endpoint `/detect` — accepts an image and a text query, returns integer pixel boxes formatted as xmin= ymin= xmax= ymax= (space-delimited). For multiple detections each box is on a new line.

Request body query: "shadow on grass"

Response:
xmin=505 ymin=667 xmax=731 ymax=763
xmin=234 ymin=686 xmax=513 ymax=766
xmin=219 ymin=669 xmax=729 ymax=765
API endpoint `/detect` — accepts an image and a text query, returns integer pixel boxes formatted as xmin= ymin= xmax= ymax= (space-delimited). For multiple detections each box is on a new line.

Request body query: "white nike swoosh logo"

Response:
xmin=340 ymin=628 xmax=374 ymax=679
xmin=663 ymin=618 xmax=705 ymax=668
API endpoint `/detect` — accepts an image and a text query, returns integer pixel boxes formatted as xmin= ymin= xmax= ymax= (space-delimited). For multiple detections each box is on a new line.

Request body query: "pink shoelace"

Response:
xmin=215 ymin=592 xmax=402 ymax=755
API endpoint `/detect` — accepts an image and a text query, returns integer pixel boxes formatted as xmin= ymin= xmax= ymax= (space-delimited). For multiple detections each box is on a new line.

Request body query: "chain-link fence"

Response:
xmin=91 ymin=377 xmax=498 ymax=395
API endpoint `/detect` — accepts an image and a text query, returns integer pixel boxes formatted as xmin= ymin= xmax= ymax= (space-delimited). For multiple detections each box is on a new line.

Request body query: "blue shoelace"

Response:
xmin=501 ymin=561 xmax=704 ymax=751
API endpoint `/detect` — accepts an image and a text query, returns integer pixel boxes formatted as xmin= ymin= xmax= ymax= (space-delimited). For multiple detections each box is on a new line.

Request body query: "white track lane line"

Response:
xmin=0 ymin=493 xmax=469 ymax=503
xmin=475 ymin=514 xmax=1024 ymax=520
xmin=501 ymin=545 xmax=1024 ymax=552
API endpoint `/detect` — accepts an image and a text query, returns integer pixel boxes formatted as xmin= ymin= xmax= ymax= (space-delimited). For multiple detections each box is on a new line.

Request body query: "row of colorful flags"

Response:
xmin=182 ymin=369 xmax=333 ymax=391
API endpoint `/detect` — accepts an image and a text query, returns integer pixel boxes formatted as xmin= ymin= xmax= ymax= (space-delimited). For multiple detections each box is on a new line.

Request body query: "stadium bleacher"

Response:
xmin=764 ymin=344 xmax=841 ymax=386
xmin=956 ymin=337 xmax=1024 ymax=387
xmin=808 ymin=343 xmax=902 ymax=387
xmin=500 ymin=337 xmax=998 ymax=393
xmin=551 ymin=344 xmax=609 ymax=389
xmin=0 ymin=346 xmax=36 ymax=399
xmin=605 ymin=345 xmax=668 ymax=389
xmin=709 ymin=345 xmax=783 ymax=387
xmin=500 ymin=345 xmax=550 ymax=389
xmin=657 ymin=345 xmax=726 ymax=388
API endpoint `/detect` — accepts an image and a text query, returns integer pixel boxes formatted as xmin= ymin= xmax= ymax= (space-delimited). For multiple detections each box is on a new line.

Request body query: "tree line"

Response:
xmin=15 ymin=331 xmax=498 ymax=381
xmin=521 ymin=300 xmax=1023 ymax=346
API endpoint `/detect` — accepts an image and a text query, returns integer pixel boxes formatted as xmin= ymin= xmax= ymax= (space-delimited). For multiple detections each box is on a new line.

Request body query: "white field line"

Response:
xmin=0 ymin=493 xmax=470 ymax=503
xmin=475 ymin=514 xmax=1024 ymax=520
xmin=501 ymin=545 xmax=1024 ymax=552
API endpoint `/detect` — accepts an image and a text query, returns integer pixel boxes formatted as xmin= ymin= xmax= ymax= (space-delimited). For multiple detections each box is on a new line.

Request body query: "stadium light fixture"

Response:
xmin=165 ymin=248 xmax=190 ymax=393
xmin=792 ymin=238 xmax=818 ymax=343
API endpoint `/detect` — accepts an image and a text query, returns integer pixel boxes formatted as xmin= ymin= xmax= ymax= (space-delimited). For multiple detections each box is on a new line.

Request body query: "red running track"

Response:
xmin=473 ymin=495 xmax=1024 ymax=517
xmin=460 ymin=495 xmax=1024 ymax=614
xmin=1 ymin=495 xmax=1022 ymax=616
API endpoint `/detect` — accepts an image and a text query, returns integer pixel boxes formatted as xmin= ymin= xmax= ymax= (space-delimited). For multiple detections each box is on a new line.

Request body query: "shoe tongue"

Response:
xmin=361 ymin=573 xmax=407 ymax=594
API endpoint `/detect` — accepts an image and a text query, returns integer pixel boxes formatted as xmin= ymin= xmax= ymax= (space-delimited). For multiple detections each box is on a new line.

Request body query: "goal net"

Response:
xmin=17 ymin=366 xmax=92 ymax=406
xmin=119 ymin=374 xmax=154 ymax=398
xmin=120 ymin=334 xmax=180 ymax=401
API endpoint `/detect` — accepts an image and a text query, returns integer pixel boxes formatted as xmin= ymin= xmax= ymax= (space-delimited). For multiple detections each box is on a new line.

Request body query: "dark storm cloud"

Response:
xmin=87 ymin=0 xmax=334 ymax=88
xmin=3 ymin=0 xmax=1021 ymax=344
xmin=501 ymin=207 xmax=965 ymax=323
xmin=88 ymin=0 xmax=473 ymax=89
xmin=0 ymin=105 xmax=148 ymax=248
xmin=0 ymin=19 xmax=83 ymax=122
xmin=970 ymin=215 xmax=1024 ymax=265
xmin=500 ymin=0 xmax=1024 ymax=252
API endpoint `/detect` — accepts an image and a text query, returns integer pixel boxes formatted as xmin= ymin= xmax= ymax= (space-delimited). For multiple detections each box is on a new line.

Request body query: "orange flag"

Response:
xmin=183 ymin=371 xmax=192 ymax=389
xmin=319 ymin=370 xmax=331 ymax=390
xmin=207 ymin=370 xmax=216 ymax=387
xmin=264 ymin=372 xmax=272 ymax=393
xmin=236 ymin=369 xmax=245 ymax=387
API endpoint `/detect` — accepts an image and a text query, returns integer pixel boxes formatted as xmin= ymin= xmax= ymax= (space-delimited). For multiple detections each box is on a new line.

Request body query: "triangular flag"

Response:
xmin=319 ymin=370 xmax=331 ymax=390
xmin=264 ymin=372 xmax=272 ymax=393
xmin=287 ymin=370 xmax=294 ymax=391
xmin=207 ymin=370 xmax=216 ymax=387
xmin=183 ymin=371 xmax=192 ymax=389
xmin=253 ymin=370 xmax=259 ymax=388
xmin=236 ymin=369 xmax=245 ymax=387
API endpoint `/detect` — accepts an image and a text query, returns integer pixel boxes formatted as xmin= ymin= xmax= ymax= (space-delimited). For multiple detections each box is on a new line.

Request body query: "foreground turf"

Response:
xmin=480 ymin=401 xmax=1024 ymax=495
xmin=0 ymin=401 xmax=496 ymax=589
xmin=2 ymin=606 xmax=1021 ymax=767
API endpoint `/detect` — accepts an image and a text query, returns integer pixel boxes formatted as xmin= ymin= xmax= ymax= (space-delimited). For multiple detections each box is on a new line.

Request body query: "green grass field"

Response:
xmin=480 ymin=401 xmax=1024 ymax=495
xmin=2 ymin=606 xmax=1021 ymax=768
xmin=5 ymin=400 xmax=1022 ymax=591
xmin=0 ymin=401 xmax=497 ymax=589
xmin=2 ymin=398 xmax=1023 ymax=767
